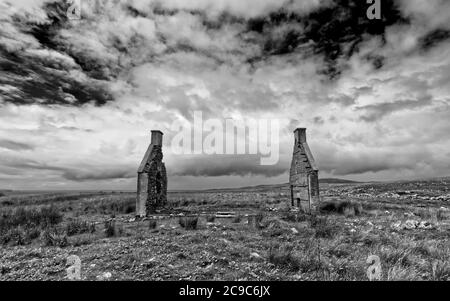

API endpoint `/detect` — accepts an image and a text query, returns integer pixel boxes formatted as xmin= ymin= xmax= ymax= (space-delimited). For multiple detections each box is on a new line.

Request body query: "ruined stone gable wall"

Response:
xmin=290 ymin=143 xmax=314 ymax=186
xmin=136 ymin=131 xmax=167 ymax=217
xmin=145 ymin=146 xmax=167 ymax=214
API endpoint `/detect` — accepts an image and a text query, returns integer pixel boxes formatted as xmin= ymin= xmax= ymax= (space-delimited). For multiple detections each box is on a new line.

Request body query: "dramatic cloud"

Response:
xmin=0 ymin=0 xmax=450 ymax=190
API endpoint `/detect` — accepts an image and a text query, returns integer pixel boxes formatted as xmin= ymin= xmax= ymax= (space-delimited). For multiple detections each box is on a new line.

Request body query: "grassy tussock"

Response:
xmin=66 ymin=219 xmax=96 ymax=236
xmin=0 ymin=206 xmax=63 ymax=246
xmin=309 ymin=216 xmax=340 ymax=239
xmin=148 ymin=219 xmax=157 ymax=229
xmin=319 ymin=200 xmax=364 ymax=216
xmin=41 ymin=228 xmax=68 ymax=248
xmin=179 ymin=217 xmax=198 ymax=230
xmin=104 ymin=220 xmax=116 ymax=237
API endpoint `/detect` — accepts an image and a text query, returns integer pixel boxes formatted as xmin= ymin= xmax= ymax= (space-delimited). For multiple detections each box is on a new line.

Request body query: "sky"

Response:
xmin=0 ymin=0 xmax=449 ymax=190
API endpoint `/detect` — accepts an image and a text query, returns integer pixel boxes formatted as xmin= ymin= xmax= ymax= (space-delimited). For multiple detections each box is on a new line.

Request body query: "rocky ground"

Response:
xmin=0 ymin=178 xmax=449 ymax=281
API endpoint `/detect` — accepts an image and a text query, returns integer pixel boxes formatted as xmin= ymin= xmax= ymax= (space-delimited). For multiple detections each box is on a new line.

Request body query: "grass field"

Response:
xmin=0 ymin=179 xmax=449 ymax=281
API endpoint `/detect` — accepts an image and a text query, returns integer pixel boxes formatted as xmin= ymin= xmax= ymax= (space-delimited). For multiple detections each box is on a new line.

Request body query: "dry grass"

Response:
xmin=0 ymin=179 xmax=448 ymax=280
xmin=179 ymin=217 xmax=199 ymax=230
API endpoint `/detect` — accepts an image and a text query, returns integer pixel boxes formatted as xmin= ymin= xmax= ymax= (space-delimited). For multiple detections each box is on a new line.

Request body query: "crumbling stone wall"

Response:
xmin=136 ymin=131 xmax=167 ymax=216
xmin=144 ymin=146 xmax=167 ymax=213
xmin=289 ymin=128 xmax=320 ymax=212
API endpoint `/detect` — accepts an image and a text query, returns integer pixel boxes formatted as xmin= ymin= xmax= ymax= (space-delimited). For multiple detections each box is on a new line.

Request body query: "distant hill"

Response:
xmin=319 ymin=178 xmax=361 ymax=184
xmin=176 ymin=178 xmax=361 ymax=193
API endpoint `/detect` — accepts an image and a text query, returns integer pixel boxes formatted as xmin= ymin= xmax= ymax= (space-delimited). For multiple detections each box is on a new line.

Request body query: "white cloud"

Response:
xmin=0 ymin=0 xmax=449 ymax=189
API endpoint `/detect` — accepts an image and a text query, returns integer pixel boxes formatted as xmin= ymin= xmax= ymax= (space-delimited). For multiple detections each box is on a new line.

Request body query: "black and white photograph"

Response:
xmin=0 ymin=0 xmax=449 ymax=285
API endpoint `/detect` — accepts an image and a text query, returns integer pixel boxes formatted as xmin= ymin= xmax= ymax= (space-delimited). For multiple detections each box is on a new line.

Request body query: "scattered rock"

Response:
xmin=418 ymin=221 xmax=434 ymax=229
xmin=97 ymin=272 xmax=112 ymax=280
xmin=404 ymin=220 xmax=419 ymax=229
xmin=392 ymin=220 xmax=436 ymax=230
xmin=250 ymin=252 xmax=262 ymax=260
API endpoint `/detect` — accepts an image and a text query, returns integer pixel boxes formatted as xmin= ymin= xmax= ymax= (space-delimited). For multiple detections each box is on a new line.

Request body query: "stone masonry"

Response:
xmin=289 ymin=128 xmax=320 ymax=212
xmin=136 ymin=130 xmax=167 ymax=217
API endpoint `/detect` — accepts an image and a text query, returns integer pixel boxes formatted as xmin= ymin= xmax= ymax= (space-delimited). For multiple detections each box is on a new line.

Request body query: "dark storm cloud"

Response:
xmin=243 ymin=0 xmax=406 ymax=78
xmin=317 ymin=146 xmax=432 ymax=176
xmin=0 ymin=139 xmax=34 ymax=151
xmin=171 ymin=155 xmax=288 ymax=177
xmin=61 ymin=168 xmax=135 ymax=182
xmin=1 ymin=158 xmax=65 ymax=172
xmin=0 ymin=156 xmax=134 ymax=182
xmin=2 ymin=0 xmax=449 ymax=108
xmin=419 ymin=29 xmax=450 ymax=51
xmin=0 ymin=1 xmax=113 ymax=106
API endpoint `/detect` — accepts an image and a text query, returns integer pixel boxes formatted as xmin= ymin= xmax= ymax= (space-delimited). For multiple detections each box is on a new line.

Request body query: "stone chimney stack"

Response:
xmin=151 ymin=130 xmax=163 ymax=146
xmin=294 ymin=128 xmax=307 ymax=143
xmin=137 ymin=130 xmax=167 ymax=217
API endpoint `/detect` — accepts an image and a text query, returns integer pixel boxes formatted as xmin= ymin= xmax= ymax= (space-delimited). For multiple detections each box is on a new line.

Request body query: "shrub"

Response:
xmin=179 ymin=217 xmax=198 ymax=230
xmin=281 ymin=211 xmax=298 ymax=222
xmin=26 ymin=228 xmax=41 ymax=241
xmin=309 ymin=216 xmax=338 ymax=239
xmin=148 ymin=219 xmax=157 ymax=229
xmin=343 ymin=206 xmax=355 ymax=217
xmin=66 ymin=219 xmax=93 ymax=236
xmin=268 ymin=244 xmax=300 ymax=271
xmin=248 ymin=211 xmax=265 ymax=229
xmin=1 ymin=227 xmax=27 ymax=246
xmin=319 ymin=200 xmax=364 ymax=216
xmin=254 ymin=211 xmax=265 ymax=227
xmin=39 ymin=206 xmax=63 ymax=227
xmin=89 ymin=223 xmax=96 ymax=233
xmin=353 ymin=203 xmax=364 ymax=215
xmin=104 ymin=220 xmax=116 ymax=237
xmin=41 ymin=229 xmax=68 ymax=247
